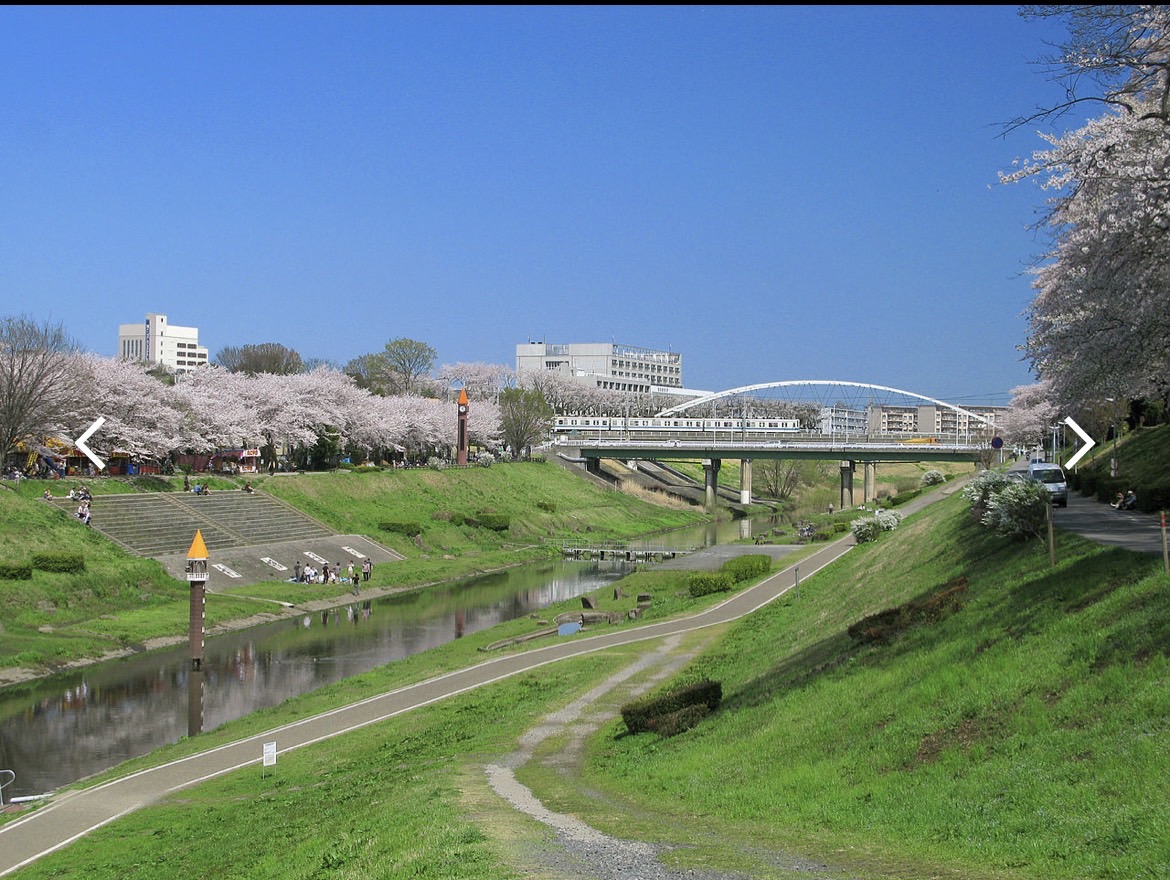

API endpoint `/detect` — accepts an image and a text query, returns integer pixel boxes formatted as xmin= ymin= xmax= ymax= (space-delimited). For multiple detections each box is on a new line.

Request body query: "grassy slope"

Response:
xmin=0 ymin=462 xmax=705 ymax=672
xmin=573 ymin=491 xmax=1170 ymax=879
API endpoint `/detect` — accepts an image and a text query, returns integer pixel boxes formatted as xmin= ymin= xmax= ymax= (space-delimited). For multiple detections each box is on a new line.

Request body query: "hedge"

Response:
xmin=621 ymin=679 xmax=722 ymax=735
xmin=687 ymin=572 xmax=733 ymax=598
xmin=0 ymin=561 xmax=33 ymax=580
xmin=721 ymin=553 xmax=771 ymax=583
xmin=30 ymin=552 xmax=86 ymax=573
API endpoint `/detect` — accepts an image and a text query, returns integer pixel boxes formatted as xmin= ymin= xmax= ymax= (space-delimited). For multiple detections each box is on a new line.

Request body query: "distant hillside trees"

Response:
xmin=215 ymin=342 xmax=304 ymax=375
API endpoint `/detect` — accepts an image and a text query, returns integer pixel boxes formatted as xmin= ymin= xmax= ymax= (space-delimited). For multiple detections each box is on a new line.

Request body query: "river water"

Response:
xmin=0 ymin=518 xmax=760 ymax=800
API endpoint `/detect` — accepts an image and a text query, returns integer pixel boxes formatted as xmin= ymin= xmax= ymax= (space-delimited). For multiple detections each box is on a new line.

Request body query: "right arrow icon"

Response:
xmin=1063 ymin=416 xmax=1096 ymax=470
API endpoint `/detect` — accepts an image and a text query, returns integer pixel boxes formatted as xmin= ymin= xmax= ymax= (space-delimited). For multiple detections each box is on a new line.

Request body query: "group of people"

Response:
xmin=183 ymin=476 xmax=213 ymax=495
xmin=292 ymin=558 xmax=372 ymax=593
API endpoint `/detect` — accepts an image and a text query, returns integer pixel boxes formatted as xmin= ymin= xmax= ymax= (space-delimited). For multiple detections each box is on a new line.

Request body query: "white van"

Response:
xmin=1028 ymin=462 xmax=1068 ymax=507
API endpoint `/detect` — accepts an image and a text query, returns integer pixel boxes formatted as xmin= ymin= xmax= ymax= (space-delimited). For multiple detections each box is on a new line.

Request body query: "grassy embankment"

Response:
xmin=6 ymin=440 xmax=1168 ymax=879
xmin=0 ymin=461 xmax=706 ymax=674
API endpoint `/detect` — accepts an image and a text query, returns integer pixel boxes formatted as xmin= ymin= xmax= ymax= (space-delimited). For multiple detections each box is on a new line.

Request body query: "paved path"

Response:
xmin=1054 ymin=491 xmax=1167 ymax=555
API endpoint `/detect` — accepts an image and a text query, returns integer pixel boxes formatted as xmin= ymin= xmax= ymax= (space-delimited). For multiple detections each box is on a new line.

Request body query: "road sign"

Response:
xmin=991 ymin=436 xmax=1004 ymax=449
xmin=1063 ymin=416 xmax=1096 ymax=470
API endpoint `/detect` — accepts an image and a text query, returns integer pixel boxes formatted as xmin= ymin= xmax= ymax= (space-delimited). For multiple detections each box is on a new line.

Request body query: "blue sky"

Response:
xmin=1 ymin=6 xmax=1078 ymax=405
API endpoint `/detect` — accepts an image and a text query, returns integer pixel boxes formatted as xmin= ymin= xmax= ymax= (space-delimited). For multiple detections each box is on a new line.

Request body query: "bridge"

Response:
xmin=551 ymin=380 xmax=1000 ymax=509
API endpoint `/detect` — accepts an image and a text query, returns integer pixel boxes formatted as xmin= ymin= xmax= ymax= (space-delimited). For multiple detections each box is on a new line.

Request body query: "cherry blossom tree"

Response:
xmin=0 ymin=316 xmax=80 ymax=467
xmin=997 ymin=381 xmax=1060 ymax=448
xmin=70 ymin=354 xmax=184 ymax=463
xmin=1004 ymin=7 xmax=1170 ymax=410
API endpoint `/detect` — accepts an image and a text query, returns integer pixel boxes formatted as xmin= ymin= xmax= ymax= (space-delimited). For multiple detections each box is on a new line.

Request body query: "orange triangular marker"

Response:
xmin=457 ymin=388 xmax=469 ymax=406
xmin=187 ymin=529 xmax=209 ymax=559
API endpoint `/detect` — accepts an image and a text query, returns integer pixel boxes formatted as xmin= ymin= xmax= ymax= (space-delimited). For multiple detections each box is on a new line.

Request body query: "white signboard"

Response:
xmin=303 ymin=551 xmax=328 ymax=564
xmin=212 ymin=563 xmax=241 ymax=578
xmin=263 ymin=741 xmax=277 ymax=767
xmin=261 ymin=557 xmax=287 ymax=571
xmin=341 ymin=546 xmax=367 ymax=559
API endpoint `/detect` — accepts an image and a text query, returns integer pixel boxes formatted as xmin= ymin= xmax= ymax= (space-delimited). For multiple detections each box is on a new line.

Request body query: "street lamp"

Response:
xmin=1105 ymin=397 xmax=1119 ymax=478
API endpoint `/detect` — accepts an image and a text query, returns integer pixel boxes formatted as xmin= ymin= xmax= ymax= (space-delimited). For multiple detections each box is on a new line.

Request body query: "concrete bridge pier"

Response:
xmin=839 ymin=460 xmax=855 ymax=510
xmin=740 ymin=458 xmax=752 ymax=505
xmin=703 ymin=458 xmax=722 ymax=509
xmin=864 ymin=461 xmax=876 ymax=504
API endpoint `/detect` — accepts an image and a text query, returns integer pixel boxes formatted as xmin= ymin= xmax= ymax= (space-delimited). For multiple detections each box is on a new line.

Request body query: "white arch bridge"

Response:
xmin=550 ymin=381 xmax=1001 ymax=509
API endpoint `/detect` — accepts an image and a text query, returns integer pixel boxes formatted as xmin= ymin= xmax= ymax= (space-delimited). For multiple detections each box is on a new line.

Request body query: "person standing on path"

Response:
xmin=362 ymin=558 xmax=371 ymax=582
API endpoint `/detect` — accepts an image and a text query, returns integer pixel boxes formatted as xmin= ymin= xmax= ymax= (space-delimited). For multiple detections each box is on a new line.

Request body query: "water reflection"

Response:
xmin=0 ymin=560 xmax=633 ymax=798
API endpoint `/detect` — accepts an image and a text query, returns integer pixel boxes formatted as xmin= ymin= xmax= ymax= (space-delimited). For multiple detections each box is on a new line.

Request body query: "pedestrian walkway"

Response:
xmin=1054 ymin=492 xmax=1166 ymax=555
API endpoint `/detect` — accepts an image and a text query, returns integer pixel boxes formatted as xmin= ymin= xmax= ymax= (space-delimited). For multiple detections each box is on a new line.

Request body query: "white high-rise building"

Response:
xmin=515 ymin=342 xmax=684 ymax=394
xmin=117 ymin=313 xmax=209 ymax=373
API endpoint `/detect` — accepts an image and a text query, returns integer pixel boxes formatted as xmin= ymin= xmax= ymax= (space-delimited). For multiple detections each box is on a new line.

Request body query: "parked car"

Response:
xmin=1028 ymin=462 xmax=1068 ymax=507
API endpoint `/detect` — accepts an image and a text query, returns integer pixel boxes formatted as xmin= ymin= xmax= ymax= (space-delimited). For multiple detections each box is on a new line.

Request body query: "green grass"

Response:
xmin=570 ymin=492 xmax=1170 ymax=879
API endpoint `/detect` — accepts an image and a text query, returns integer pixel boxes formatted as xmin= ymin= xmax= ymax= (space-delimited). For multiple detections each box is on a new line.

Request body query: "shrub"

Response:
xmin=353 ymin=465 xmax=382 ymax=474
xmin=961 ymin=470 xmax=1011 ymax=520
xmin=535 ymin=499 xmax=556 ymax=513
xmin=31 ymin=552 xmax=86 ymax=573
xmin=721 ymin=554 xmax=771 ymax=583
xmin=921 ymin=470 xmax=946 ymax=486
xmin=980 ymin=480 xmax=1049 ymax=540
xmin=621 ymin=679 xmax=722 ymax=735
xmin=851 ymin=509 xmax=902 ymax=543
xmin=645 ymin=703 xmax=711 ymax=737
xmin=427 ymin=456 xmax=447 ymax=470
xmin=477 ymin=513 xmax=511 ymax=532
xmin=688 ymin=572 xmax=734 ymax=597
xmin=475 ymin=451 xmax=494 ymax=467
xmin=378 ymin=520 xmax=422 ymax=537
xmin=0 ymin=561 xmax=32 ymax=580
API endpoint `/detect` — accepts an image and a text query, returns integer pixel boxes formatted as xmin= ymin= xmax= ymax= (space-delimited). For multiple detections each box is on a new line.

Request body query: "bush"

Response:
xmin=475 ymin=451 xmax=494 ymax=467
xmin=720 ymin=554 xmax=771 ymax=583
xmin=353 ymin=465 xmax=382 ymax=474
xmin=921 ymin=470 xmax=946 ymax=486
xmin=645 ymin=703 xmax=711 ymax=737
xmin=427 ymin=456 xmax=447 ymax=470
xmin=31 ymin=552 xmax=86 ymax=573
xmin=960 ymin=470 xmax=1012 ymax=521
xmin=535 ymin=499 xmax=556 ymax=513
xmin=0 ymin=561 xmax=32 ymax=580
xmin=477 ymin=513 xmax=511 ymax=532
xmin=981 ymin=480 xmax=1049 ymax=540
xmin=378 ymin=520 xmax=422 ymax=537
xmin=688 ymin=572 xmax=734 ymax=597
xmin=621 ymin=679 xmax=722 ymax=735
xmin=851 ymin=509 xmax=903 ymax=543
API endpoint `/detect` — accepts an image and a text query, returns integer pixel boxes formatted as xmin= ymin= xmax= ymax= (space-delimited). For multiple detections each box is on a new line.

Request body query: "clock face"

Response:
xmin=458 ymin=405 xmax=467 ymax=413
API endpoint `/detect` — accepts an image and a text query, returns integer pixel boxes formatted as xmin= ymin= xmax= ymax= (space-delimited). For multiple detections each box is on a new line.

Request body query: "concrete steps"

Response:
xmin=56 ymin=491 xmax=334 ymax=557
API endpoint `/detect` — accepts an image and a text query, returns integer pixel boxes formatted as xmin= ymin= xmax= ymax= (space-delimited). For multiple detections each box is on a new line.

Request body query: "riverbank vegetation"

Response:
xmin=7 ymin=480 xmax=1167 ymax=878
xmin=0 ymin=462 xmax=706 ymax=676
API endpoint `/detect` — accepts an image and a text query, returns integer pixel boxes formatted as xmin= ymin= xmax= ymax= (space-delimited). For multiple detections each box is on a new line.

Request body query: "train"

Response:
xmin=552 ymin=416 xmax=804 ymax=435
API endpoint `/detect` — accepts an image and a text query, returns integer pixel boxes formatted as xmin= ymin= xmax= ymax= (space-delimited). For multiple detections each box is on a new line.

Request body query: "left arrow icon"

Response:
xmin=75 ymin=417 xmax=106 ymax=471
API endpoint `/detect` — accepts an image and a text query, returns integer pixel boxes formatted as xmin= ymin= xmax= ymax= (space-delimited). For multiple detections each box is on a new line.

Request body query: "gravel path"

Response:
xmin=484 ymin=632 xmax=848 ymax=880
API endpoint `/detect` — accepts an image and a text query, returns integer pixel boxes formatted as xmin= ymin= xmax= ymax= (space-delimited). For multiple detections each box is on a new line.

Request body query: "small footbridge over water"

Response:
xmin=553 ymin=380 xmax=1001 ymax=509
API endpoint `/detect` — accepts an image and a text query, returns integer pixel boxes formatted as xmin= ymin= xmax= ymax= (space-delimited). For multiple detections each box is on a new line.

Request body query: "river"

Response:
xmin=0 ymin=518 xmax=762 ymax=801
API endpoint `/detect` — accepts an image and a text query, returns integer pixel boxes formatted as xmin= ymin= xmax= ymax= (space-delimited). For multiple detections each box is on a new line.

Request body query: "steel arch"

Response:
xmin=656 ymin=380 xmax=992 ymax=425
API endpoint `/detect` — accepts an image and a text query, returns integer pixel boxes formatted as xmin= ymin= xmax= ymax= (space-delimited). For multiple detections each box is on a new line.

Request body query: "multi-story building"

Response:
xmin=117 ymin=313 xmax=209 ymax=374
xmin=865 ymin=403 xmax=1004 ymax=437
xmin=515 ymin=342 xmax=684 ymax=394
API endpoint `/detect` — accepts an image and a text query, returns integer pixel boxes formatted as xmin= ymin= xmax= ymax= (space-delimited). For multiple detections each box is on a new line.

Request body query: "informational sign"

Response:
xmin=341 ymin=546 xmax=367 ymax=558
xmin=263 ymin=741 xmax=277 ymax=767
xmin=260 ymin=557 xmax=287 ymax=571
xmin=303 ymin=551 xmax=328 ymax=564
xmin=212 ymin=563 xmax=241 ymax=578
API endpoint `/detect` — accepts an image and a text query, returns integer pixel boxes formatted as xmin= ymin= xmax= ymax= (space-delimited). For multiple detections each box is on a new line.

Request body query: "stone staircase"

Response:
xmin=60 ymin=490 xmax=335 ymax=557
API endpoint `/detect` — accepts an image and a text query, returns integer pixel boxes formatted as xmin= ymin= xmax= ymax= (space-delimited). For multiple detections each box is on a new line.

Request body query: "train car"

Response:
xmin=551 ymin=416 xmax=803 ymax=436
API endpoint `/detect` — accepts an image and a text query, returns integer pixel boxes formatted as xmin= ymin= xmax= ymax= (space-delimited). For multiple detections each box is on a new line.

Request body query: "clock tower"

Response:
xmin=456 ymin=388 xmax=469 ymax=465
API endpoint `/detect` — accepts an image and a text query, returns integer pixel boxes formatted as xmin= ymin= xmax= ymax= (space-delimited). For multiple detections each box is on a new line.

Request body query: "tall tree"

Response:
xmin=498 ymin=387 xmax=553 ymax=458
xmin=0 ymin=316 xmax=80 ymax=467
xmin=380 ymin=337 xmax=437 ymax=396
xmin=215 ymin=342 xmax=304 ymax=375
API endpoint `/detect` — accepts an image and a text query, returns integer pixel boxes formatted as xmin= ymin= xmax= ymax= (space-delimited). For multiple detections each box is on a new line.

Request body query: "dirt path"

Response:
xmin=482 ymin=631 xmax=850 ymax=880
